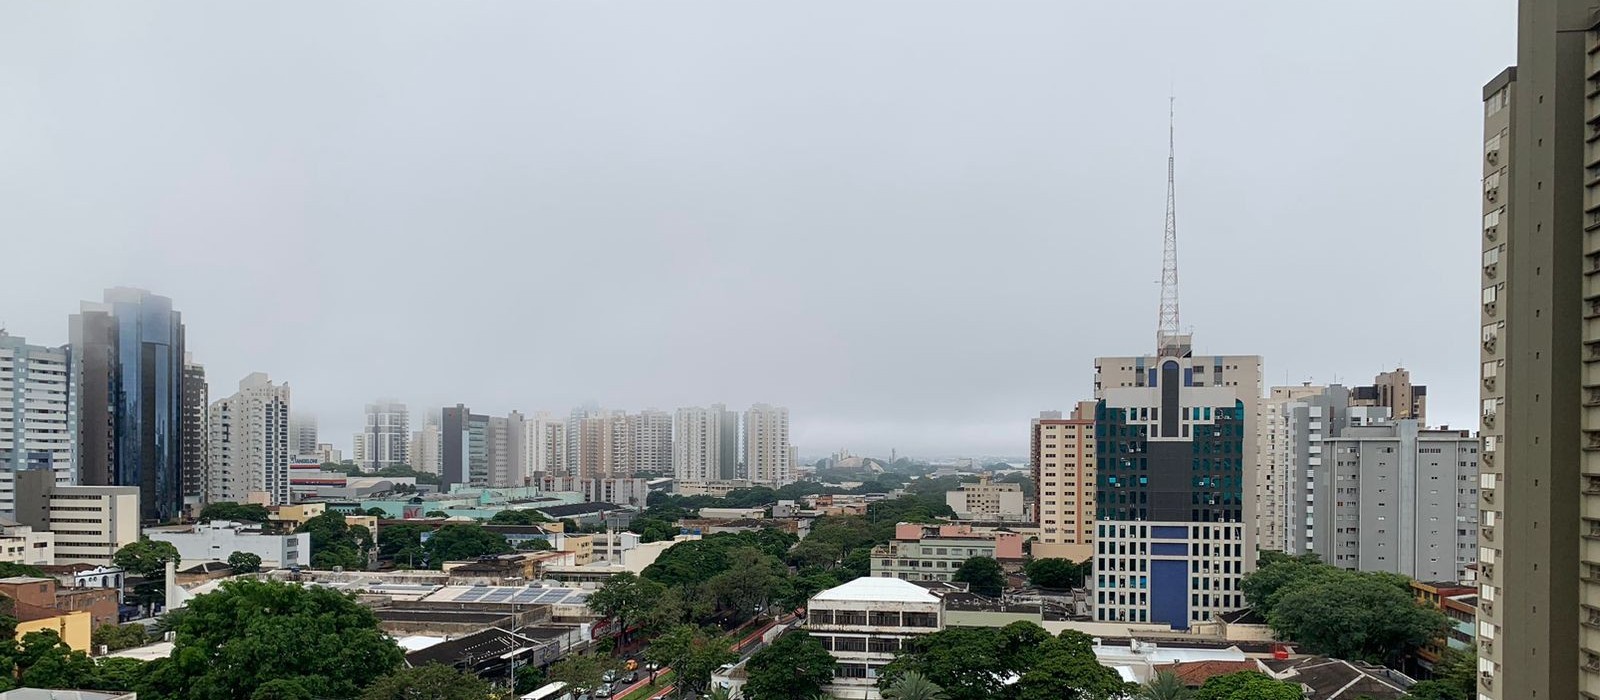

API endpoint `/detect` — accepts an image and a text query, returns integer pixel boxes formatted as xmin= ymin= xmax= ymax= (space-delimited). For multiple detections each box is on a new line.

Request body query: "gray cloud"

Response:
xmin=0 ymin=1 xmax=1514 ymax=456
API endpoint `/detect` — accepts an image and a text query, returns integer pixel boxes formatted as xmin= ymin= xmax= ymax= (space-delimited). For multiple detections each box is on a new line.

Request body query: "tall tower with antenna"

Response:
xmin=1157 ymin=97 xmax=1188 ymax=358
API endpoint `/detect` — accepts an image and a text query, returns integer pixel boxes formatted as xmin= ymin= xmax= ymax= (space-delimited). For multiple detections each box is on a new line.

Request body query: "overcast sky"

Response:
xmin=0 ymin=2 xmax=1514 ymax=458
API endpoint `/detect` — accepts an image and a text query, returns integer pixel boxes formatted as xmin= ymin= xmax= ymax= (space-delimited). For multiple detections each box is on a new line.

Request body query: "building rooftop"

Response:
xmin=403 ymin=627 xmax=543 ymax=668
xmin=535 ymin=502 xmax=622 ymax=518
xmin=1260 ymin=656 xmax=1410 ymax=700
xmin=811 ymin=576 xmax=941 ymax=604
xmin=0 ymin=577 xmax=54 ymax=585
xmin=1154 ymin=660 xmax=1262 ymax=687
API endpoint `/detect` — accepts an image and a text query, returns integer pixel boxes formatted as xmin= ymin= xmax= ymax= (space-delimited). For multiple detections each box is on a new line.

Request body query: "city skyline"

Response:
xmin=0 ymin=3 xmax=1511 ymax=456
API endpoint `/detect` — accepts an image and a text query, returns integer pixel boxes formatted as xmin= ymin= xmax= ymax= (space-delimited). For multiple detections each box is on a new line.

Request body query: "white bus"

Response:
xmin=522 ymin=681 xmax=572 ymax=700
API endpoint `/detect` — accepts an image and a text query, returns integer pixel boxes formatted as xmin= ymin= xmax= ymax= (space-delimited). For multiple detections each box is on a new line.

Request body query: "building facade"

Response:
xmin=869 ymin=523 xmax=1022 ymax=582
xmin=1092 ymin=340 xmax=1262 ymax=629
xmin=673 ymin=406 xmax=728 ymax=484
xmin=146 ymin=520 xmax=311 ymax=568
xmin=945 ymin=474 xmax=1026 ymax=522
xmin=1470 ymin=2 xmax=1599 ymax=694
xmin=1280 ymin=386 xmax=1391 ymax=555
xmin=745 ymin=404 xmax=791 ymax=486
xmin=207 ymin=373 xmax=292 ymax=506
xmin=1351 ymin=368 xmax=1428 ymax=424
xmin=289 ymin=414 xmax=317 ymax=458
xmin=629 ymin=410 xmax=673 ymax=477
xmin=442 ymin=404 xmax=489 ymax=489
xmin=180 ymin=357 xmax=207 ymax=513
xmin=359 ymin=401 xmax=409 ymax=471
xmin=1311 ymin=422 xmax=1478 ymax=583
xmin=487 ymin=412 xmax=526 ymax=487
xmin=526 ymin=412 xmax=566 ymax=478
xmin=1031 ymin=402 xmax=1096 ymax=562
xmin=69 ymin=287 xmax=187 ymax=522
xmin=1255 ymin=384 xmax=1325 ymax=554
xmin=14 ymin=470 xmax=139 ymax=566
xmin=410 ymin=420 xmax=442 ymax=476
xmin=0 ymin=332 xmax=73 ymax=517
xmin=807 ymin=577 xmax=944 ymax=698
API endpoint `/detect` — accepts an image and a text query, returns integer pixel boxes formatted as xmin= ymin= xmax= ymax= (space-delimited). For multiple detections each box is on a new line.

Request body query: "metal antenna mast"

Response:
xmin=1157 ymin=97 xmax=1181 ymax=354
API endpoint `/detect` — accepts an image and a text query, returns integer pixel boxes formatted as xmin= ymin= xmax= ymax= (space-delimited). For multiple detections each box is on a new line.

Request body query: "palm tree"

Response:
xmin=1140 ymin=670 xmax=1193 ymax=700
xmin=882 ymin=671 xmax=948 ymax=700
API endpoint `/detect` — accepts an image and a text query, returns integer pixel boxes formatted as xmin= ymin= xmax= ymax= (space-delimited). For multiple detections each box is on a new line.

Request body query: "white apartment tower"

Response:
xmin=527 ymin=412 xmax=566 ymax=477
xmin=207 ymin=373 xmax=292 ymax=506
xmin=745 ymin=404 xmax=792 ymax=486
xmin=288 ymin=414 xmax=318 ymax=458
xmin=410 ymin=418 xmax=442 ymax=476
xmin=360 ymin=400 xmax=409 ymax=471
xmin=0 ymin=332 xmax=73 ymax=516
xmin=629 ymin=410 xmax=673 ymax=477
xmin=1256 ymin=384 xmax=1326 ymax=553
xmin=674 ymin=406 xmax=726 ymax=484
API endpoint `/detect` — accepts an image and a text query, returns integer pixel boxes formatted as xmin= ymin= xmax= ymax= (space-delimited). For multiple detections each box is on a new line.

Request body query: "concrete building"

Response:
xmin=566 ymin=409 xmax=624 ymax=480
xmin=207 ymin=373 xmax=292 ymax=506
xmin=441 ymin=404 xmax=487 ymax=489
xmin=1312 ymin=422 xmax=1478 ymax=583
xmin=717 ymin=407 xmax=739 ymax=481
xmin=1031 ymin=403 xmax=1096 ymax=562
xmin=629 ymin=410 xmax=673 ymax=477
xmin=0 ymin=518 xmax=53 ymax=566
xmin=409 ymin=420 xmax=441 ymax=476
xmin=289 ymin=414 xmax=318 ymax=458
xmin=69 ymin=287 xmax=187 ymax=522
xmin=745 ymin=404 xmax=792 ymax=486
xmin=314 ymin=443 xmax=341 ymax=465
xmin=14 ymin=470 xmax=139 ymax=566
xmin=180 ymin=357 xmax=207 ymax=514
xmin=1469 ymin=5 xmax=1600 ymax=695
xmin=1092 ymin=336 xmax=1263 ymax=629
xmin=869 ymin=523 xmax=1022 ymax=582
xmin=487 ymin=411 xmax=526 ymax=487
xmin=806 ymin=577 xmax=944 ymax=698
xmin=1255 ymin=384 xmax=1325 ymax=554
xmin=945 ymin=474 xmax=1026 ymax=522
xmin=538 ymin=476 xmax=651 ymax=508
xmin=1351 ymin=368 xmax=1427 ymax=424
xmin=526 ymin=412 xmax=566 ymax=478
xmin=674 ymin=405 xmax=729 ymax=484
xmin=0 ymin=332 xmax=73 ymax=517
xmin=1280 ymin=386 xmax=1391 ymax=555
xmin=359 ymin=400 xmax=409 ymax=471
xmin=146 ymin=520 xmax=310 ymax=568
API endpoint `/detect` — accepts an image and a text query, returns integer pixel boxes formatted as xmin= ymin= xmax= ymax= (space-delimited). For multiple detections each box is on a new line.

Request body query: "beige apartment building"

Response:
xmin=14 ymin=470 xmax=139 ymax=567
xmin=945 ymin=474 xmax=1026 ymax=522
xmin=1256 ymin=384 xmax=1326 ymax=553
xmin=1031 ymin=402 xmax=1096 ymax=562
xmin=1473 ymin=2 xmax=1600 ymax=697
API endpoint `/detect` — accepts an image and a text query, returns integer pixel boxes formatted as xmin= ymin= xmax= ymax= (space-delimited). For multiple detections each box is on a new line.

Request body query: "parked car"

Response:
xmin=601 ymin=670 xmax=617 ymax=684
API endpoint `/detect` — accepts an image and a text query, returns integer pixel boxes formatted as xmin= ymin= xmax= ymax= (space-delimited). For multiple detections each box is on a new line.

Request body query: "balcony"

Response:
xmin=1483 ymin=375 xmax=1497 ymax=391
xmin=1482 ymin=527 xmax=1494 ymax=542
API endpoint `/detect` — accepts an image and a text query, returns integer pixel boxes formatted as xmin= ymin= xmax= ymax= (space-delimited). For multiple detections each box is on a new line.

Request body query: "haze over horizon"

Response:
xmin=0 ymin=2 xmax=1514 ymax=456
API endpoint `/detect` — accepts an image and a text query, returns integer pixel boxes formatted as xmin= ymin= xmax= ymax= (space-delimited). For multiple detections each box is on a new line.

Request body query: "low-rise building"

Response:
xmin=13 ymin=472 xmax=138 ymax=567
xmin=539 ymin=476 xmax=652 ymax=508
xmin=698 ymin=507 xmax=766 ymax=520
xmin=145 ymin=520 xmax=311 ymax=568
xmin=806 ymin=577 xmax=944 ymax=699
xmin=1411 ymin=580 xmax=1477 ymax=675
xmin=35 ymin=564 xmax=124 ymax=599
xmin=869 ymin=523 xmax=1023 ymax=582
xmin=0 ymin=517 xmax=53 ymax=565
xmin=945 ymin=475 xmax=1027 ymax=522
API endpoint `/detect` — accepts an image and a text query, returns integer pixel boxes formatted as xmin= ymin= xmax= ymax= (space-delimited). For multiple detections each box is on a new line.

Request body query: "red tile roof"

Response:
xmin=1155 ymin=660 xmax=1263 ymax=687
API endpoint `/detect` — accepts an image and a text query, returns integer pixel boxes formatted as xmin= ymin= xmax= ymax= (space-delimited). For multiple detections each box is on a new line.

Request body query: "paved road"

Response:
xmin=616 ymin=615 xmax=799 ymax=700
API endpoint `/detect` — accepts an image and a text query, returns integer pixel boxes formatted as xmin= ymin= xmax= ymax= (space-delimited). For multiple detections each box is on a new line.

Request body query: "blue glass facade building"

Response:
xmin=70 ymin=288 xmax=186 ymax=522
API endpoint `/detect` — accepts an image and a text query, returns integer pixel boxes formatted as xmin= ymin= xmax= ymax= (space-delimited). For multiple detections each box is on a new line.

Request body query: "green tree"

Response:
xmin=86 ymin=656 xmax=150 ymax=692
xmin=1266 ymin=568 xmax=1446 ymax=665
xmin=744 ymin=631 xmax=835 ymax=700
xmin=364 ymin=507 xmax=387 ymax=518
xmin=587 ymin=572 xmax=664 ymax=643
xmin=424 ymin=510 xmax=449 ymax=518
xmin=297 ymin=512 xmax=372 ymax=570
xmin=1413 ymin=645 xmax=1475 ymax=700
xmin=113 ymin=538 xmax=181 ymax=577
xmin=673 ymin=632 xmax=736 ymax=697
xmin=952 ymin=556 xmax=1005 ymax=597
xmin=144 ymin=578 xmax=403 ymax=699
xmin=1241 ymin=551 xmax=1328 ymax=614
xmin=423 ymin=524 xmax=512 ymax=565
xmin=489 ymin=509 xmax=551 ymax=525
xmin=708 ymin=548 xmax=792 ymax=620
xmin=1023 ymin=557 xmax=1087 ymax=589
xmin=786 ymin=538 xmax=845 ymax=570
xmin=360 ymin=664 xmax=494 ymax=700
xmin=198 ymin=502 xmax=272 ymax=523
xmin=376 ymin=523 xmax=429 ymax=567
xmin=1140 ymin=670 xmax=1193 ymax=700
xmin=882 ymin=671 xmax=947 ymax=700
xmin=547 ymin=654 xmax=615 ymax=692
xmin=1192 ymin=671 xmax=1301 ymax=700
xmin=0 ymin=562 xmax=45 ymax=579
xmin=628 ymin=517 xmax=678 ymax=543
xmin=17 ymin=630 xmax=96 ymax=689
xmin=228 ymin=551 xmax=263 ymax=574
xmin=249 ymin=679 xmax=314 ymax=700
xmin=92 ymin=623 xmax=149 ymax=653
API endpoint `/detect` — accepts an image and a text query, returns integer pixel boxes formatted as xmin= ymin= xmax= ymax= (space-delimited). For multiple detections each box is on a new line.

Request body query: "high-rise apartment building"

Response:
xmin=486 ymin=411 xmax=526 ymax=487
xmin=180 ymin=357 xmax=207 ymax=513
xmin=288 ymin=414 xmax=318 ymax=458
xmin=629 ymin=410 xmax=673 ymax=477
xmin=1030 ymin=403 xmax=1096 ymax=562
xmin=1473 ymin=3 xmax=1600 ymax=695
xmin=607 ymin=413 xmax=632 ymax=478
xmin=207 ymin=373 xmax=292 ymax=506
xmin=1256 ymin=384 xmax=1326 ymax=553
xmin=1350 ymin=368 xmax=1428 ymax=424
xmin=1311 ymin=422 xmax=1478 ymax=583
xmin=527 ymin=412 xmax=566 ymax=478
xmin=1279 ymin=386 xmax=1391 ymax=555
xmin=69 ymin=287 xmax=187 ymax=522
xmin=745 ymin=404 xmax=792 ymax=486
xmin=566 ymin=410 xmax=615 ymax=480
xmin=717 ymin=407 xmax=739 ymax=481
xmin=674 ymin=405 xmax=728 ymax=484
xmin=0 ymin=332 xmax=73 ymax=516
xmin=410 ymin=417 xmax=442 ymax=476
xmin=359 ymin=400 xmax=409 ymax=471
